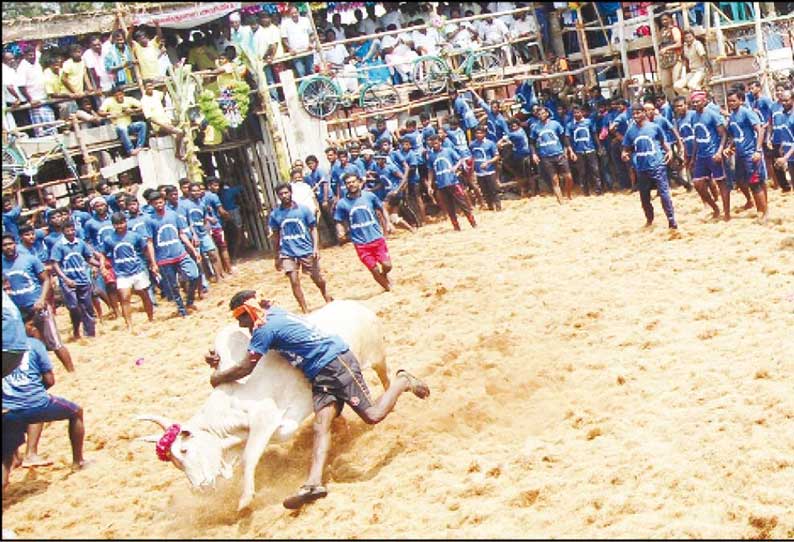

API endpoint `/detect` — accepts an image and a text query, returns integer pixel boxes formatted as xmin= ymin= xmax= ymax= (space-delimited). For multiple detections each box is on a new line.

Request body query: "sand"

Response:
xmin=3 ymin=188 xmax=793 ymax=539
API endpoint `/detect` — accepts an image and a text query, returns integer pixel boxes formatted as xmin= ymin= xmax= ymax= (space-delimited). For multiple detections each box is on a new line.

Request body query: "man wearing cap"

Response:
xmin=205 ymin=289 xmax=429 ymax=509
xmin=689 ymin=90 xmax=728 ymax=220
xmin=84 ymin=195 xmax=122 ymax=317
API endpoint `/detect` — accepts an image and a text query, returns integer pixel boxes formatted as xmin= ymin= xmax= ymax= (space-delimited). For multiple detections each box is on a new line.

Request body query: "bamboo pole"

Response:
xmin=617 ymin=8 xmax=631 ymax=87
xmin=590 ymin=1 xmax=615 ymax=56
xmin=575 ymin=6 xmax=596 ymax=87
xmin=647 ymin=4 xmax=662 ymax=92
xmin=754 ymin=2 xmax=770 ymax=96
xmin=70 ymin=116 xmax=99 ymax=188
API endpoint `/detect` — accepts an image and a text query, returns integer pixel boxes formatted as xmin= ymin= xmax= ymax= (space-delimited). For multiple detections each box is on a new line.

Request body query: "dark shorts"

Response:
xmin=354 ymin=237 xmax=390 ymax=270
xmin=312 ymin=350 xmax=373 ymax=417
xmin=540 ymin=154 xmax=571 ymax=179
xmin=21 ymin=307 xmax=64 ymax=351
xmin=2 ymin=415 xmax=26 ymax=462
xmin=693 ymin=155 xmax=725 ymax=182
xmin=734 ymin=155 xmax=767 ymax=192
xmin=3 ymin=395 xmax=82 ymax=426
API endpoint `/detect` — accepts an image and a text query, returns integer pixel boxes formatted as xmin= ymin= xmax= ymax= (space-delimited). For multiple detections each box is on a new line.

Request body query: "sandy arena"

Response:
xmin=3 ymin=188 xmax=793 ymax=539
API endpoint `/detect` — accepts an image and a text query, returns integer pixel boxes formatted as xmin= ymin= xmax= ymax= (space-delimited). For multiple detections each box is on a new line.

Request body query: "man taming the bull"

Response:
xmin=204 ymin=290 xmax=430 ymax=509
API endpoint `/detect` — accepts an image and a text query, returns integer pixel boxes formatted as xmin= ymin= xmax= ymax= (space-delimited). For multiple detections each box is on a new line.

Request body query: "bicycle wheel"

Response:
xmin=2 ymin=147 xmax=23 ymax=191
xmin=411 ymin=56 xmax=450 ymax=95
xmin=467 ymin=51 xmax=503 ymax=84
xmin=299 ymin=76 xmax=341 ymax=119
xmin=360 ymin=84 xmax=400 ymax=118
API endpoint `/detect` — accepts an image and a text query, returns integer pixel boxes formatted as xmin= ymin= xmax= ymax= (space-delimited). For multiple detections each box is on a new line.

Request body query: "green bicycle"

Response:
xmin=298 ymin=72 xmax=400 ymax=119
xmin=411 ymin=47 xmax=504 ymax=95
xmin=2 ymin=129 xmax=80 ymax=191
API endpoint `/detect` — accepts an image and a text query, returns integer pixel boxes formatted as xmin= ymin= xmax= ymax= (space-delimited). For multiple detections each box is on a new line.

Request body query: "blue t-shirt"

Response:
xmin=19 ymin=229 xmax=49 ymax=265
xmin=367 ymin=162 xmax=400 ymax=201
xmin=2 ymin=252 xmax=44 ymax=309
xmin=421 ymin=124 xmax=437 ymax=148
xmin=475 ymin=95 xmax=509 ymax=142
xmin=268 ymin=203 xmax=316 ymax=258
xmin=659 ymin=102 xmax=674 ymax=124
xmin=692 ymin=108 xmax=725 ymax=159
xmin=2 ymin=337 xmax=53 ymax=411
xmin=392 ymin=148 xmax=420 ymax=184
xmin=148 ymin=209 xmax=189 ymax=264
xmin=622 ymin=121 xmax=667 ymax=171
xmin=304 ymin=168 xmax=328 ymax=200
xmin=105 ymin=193 xmax=122 ymax=213
xmin=369 ymin=127 xmax=393 ymax=147
xmin=2 ymin=290 xmax=28 ymax=352
xmin=2 ymin=205 xmax=21 ymax=241
xmin=101 ymin=231 xmax=147 ymax=278
xmin=770 ymin=103 xmax=791 ymax=145
xmin=612 ymin=110 xmax=632 ymax=137
xmin=333 ymin=191 xmax=384 ymax=245
xmin=530 ymin=120 xmax=566 ymax=157
xmin=445 ymin=126 xmax=472 ymax=158
xmin=70 ymin=209 xmax=92 ymax=232
xmin=127 ymin=214 xmax=152 ymax=238
xmin=454 ymin=93 xmax=479 ymax=130
xmin=728 ymin=106 xmax=762 ymax=158
xmin=747 ymin=93 xmax=774 ymax=124
xmin=83 ymin=214 xmax=114 ymax=248
xmin=470 ymin=138 xmax=498 ymax=176
xmin=220 ymin=186 xmax=243 ymax=211
xmin=203 ymin=192 xmax=224 ymax=231
xmin=515 ymin=81 xmax=537 ymax=112
xmin=675 ymin=110 xmax=696 ymax=158
xmin=566 ymin=118 xmax=597 ymax=154
xmin=402 ymin=130 xmax=424 ymax=164
xmin=652 ymin=115 xmax=677 ymax=144
xmin=248 ymin=307 xmax=348 ymax=380
xmin=331 ymin=163 xmax=365 ymax=199
xmin=43 ymin=231 xmax=63 ymax=256
xmin=427 ymin=147 xmax=461 ymax=189
xmin=779 ymin=111 xmax=794 ymax=163
xmin=49 ymin=237 xmax=94 ymax=285
xmin=506 ymin=127 xmax=532 ymax=158
xmin=183 ymin=198 xmax=210 ymax=238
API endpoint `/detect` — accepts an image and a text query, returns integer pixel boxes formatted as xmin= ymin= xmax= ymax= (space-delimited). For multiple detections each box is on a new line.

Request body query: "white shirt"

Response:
xmin=357 ymin=18 xmax=378 ymax=35
xmin=255 ymin=24 xmax=284 ymax=58
xmin=381 ymin=34 xmax=399 ymax=50
xmin=381 ymin=11 xmax=402 ymax=29
xmin=16 ymin=59 xmax=47 ymax=102
xmin=323 ymin=43 xmax=349 ymax=67
xmin=2 ymin=63 xmax=22 ymax=105
xmin=329 ymin=25 xmax=346 ymax=41
xmin=445 ymin=22 xmax=478 ymax=49
xmin=290 ymin=181 xmax=318 ymax=214
xmin=281 ymin=17 xmax=313 ymax=54
xmin=511 ymin=14 xmax=537 ymax=37
xmin=488 ymin=2 xmax=516 ymax=24
xmin=412 ymin=29 xmax=441 ymax=55
xmin=479 ymin=19 xmax=511 ymax=45
xmin=82 ymin=48 xmax=114 ymax=91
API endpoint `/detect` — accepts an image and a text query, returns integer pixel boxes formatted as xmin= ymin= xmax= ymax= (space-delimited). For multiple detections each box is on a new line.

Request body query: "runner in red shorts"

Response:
xmin=333 ymin=173 xmax=395 ymax=291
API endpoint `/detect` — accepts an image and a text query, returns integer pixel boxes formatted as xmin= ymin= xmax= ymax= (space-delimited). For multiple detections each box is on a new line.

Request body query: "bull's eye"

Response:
xmin=181 ymin=448 xmax=188 ymax=454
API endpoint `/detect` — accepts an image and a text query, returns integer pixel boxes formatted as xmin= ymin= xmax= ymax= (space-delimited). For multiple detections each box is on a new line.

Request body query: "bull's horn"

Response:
xmin=135 ymin=414 xmax=175 ymax=431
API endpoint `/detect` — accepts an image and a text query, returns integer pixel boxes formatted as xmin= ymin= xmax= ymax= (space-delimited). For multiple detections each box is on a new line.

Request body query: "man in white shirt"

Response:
xmin=327 ymin=13 xmax=346 ymax=41
xmin=510 ymin=6 xmax=539 ymax=64
xmin=357 ymin=5 xmax=378 ymax=35
xmin=229 ymin=11 xmax=253 ymax=54
xmin=256 ymin=11 xmax=285 ymax=100
xmin=479 ymin=13 xmax=513 ymax=66
xmin=17 ymin=47 xmax=57 ymax=136
xmin=82 ymin=36 xmax=114 ymax=93
xmin=3 ymin=51 xmax=25 ymax=129
xmin=411 ymin=26 xmax=441 ymax=56
xmin=488 ymin=2 xmax=517 ymax=25
xmin=381 ymin=3 xmax=402 ymax=30
xmin=280 ymin=6 xmax=316 ymax=78
xmin=444 ymin=8 xmax=479 ymax=54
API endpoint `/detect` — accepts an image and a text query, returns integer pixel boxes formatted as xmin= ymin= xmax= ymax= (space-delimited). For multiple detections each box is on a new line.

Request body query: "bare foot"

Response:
xmin=186 ymin=305 xmax=199 ymax=314
xmin=743 ymin=200 xmax=754 ymax=210
xmin=71 ymin=458 xmax=94 ymax=471
xmin=130 ymin=148 xmax=141 ymax=157
xmin=22 ymin=454 xmax=53 ymax=468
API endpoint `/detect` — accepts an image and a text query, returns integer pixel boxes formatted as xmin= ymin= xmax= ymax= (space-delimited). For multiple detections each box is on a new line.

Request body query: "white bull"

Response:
xmin=137 ymin=300 xmax=389 ymax=510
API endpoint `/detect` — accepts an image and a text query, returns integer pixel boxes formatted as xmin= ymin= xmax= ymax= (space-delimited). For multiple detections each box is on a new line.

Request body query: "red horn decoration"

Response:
xmin=156 ymin=424 xmax=182 ymax=462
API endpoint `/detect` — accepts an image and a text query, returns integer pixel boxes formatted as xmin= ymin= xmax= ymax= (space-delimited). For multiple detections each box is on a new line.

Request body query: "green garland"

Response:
xmin=229 ymin=80 xmax=251 ymax=120
xmin=198 ymin=89 xmax=229 ymax=133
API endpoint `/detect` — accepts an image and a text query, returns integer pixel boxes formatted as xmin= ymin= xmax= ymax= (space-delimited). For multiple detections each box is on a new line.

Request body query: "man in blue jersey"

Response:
xmin=305 ymin=154 xmax=337 ymax=245
xmin=2 ymin=196 xmax=22 ymax=241
xmin=643 ymin=99 xmax=691 ymax=192
xmin=769 ymin=88 xmax=793 ymax=192
xmin=49 ymin=220 xmax=100 ymax=339
xmin=621 ymin=104 xmax=678 ymax=229
xmin=472 ymin=126 xmax=502 ymax=210
xmin=270 ymin=183 xmax=332 ymax=313
xmin=690 ymin=90 xmax=729 ymax=220
xmin=2 ymin=234 xmax=74 ymax=372
xmin=145 ymin=191 xmax=201 ymax=317
xmin=427 ymin=134 xmax=478 ymax=231
xmin=99 ymin=212 xmax=157 ymax=333
xmin=334 ymin=173 xmax=394 ymax=291
xmin=530 ymin=106 xmax=573 ymax=204
xmin=84 ymin=196 xmax=121 ymax=316
xmin=748 ymin=80 xmax=789 ymax=192
xmin=187 ymin=182 xmax=224 ymax=282
xmin=204 ymin=177 xmax=234 ymax=276
xmin=392 ymin=137 xmax=426 ymax=226
xmin=566 ymin=104 xmax=602 ymax=196
xmin=449 ymin=86 xmax=480 ymax=137
xmin=445 ymin=115 xmax=484 ymax=208
xmin=205 ymin=289 xmax=429 ymax=509
xmin=608 ymin=98 xmax=634 ymax=190
xmin=726 ymin=89 xmax=769 ymax=224
xmin=775 ymin=105 xmax=794 ymax=189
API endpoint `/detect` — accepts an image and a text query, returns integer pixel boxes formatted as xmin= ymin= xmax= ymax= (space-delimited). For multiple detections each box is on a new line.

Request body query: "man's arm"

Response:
xmin=34 ymin=269 xmax=52 ymax=310
xmin=144 ymin=238 xmax=159 ymax=275
xmin=179 ymin=231 xmax=201 ymax=261
xmin=310 ymin=225 xmax=320 ymax=258
xmin=50 ymin=259 xmax=75 ymax=288
xmin=272 ymin=229 xmax=282 ymax=270
xmin=713 ymin=124 xmax=727 ymax=162
xmin=210 ymin=351 xmax=259 ymax=387
xmin=41 ymin=370 xmax=55 ymax=389
xmin=334 ymin=220 xmax=348 ymax=243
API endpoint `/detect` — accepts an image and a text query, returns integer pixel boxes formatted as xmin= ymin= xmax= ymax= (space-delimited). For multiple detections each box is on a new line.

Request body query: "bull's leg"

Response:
xmin=238 ymin=407 xmax=283 ymax=511
xmin=372 ymin=356 xmax=390 ymax=391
